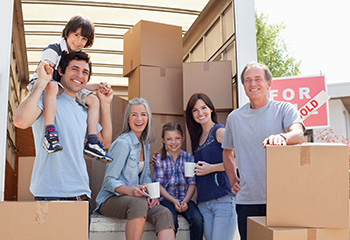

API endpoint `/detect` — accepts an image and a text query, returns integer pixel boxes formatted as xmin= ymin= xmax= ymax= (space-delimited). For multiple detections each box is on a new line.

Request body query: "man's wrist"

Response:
xmin=280 ymin=133 xmax=288 ymax=143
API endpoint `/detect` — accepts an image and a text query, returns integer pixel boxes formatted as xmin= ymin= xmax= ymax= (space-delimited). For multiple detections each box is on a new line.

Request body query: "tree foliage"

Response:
xmin=256 ymin=12 xmax=301 ymax=77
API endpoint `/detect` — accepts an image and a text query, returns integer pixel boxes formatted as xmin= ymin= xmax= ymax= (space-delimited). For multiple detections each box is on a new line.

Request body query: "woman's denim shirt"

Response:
xmin=94 ymin=131 xmax=152 ymax=213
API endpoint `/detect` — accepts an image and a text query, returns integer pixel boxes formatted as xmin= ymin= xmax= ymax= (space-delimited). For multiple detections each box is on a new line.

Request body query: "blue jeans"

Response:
xmin=34 ymin=196 xmax=91 ymax=232
xmin=198 ymin=195 xmax=237 ymax=240
xmin=236 ymin=204 xmax=266 ymax=240
xmin=160 ymin=199 xmax=203 ymax=240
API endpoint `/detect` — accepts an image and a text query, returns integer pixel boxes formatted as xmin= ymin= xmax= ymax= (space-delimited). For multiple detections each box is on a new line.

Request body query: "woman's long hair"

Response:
xmin=185 ymin=93 xmax=218 ymax=154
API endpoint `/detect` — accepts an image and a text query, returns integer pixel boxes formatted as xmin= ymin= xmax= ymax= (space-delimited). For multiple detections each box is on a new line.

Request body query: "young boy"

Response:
xmin=28 ymin=15 xmax=112 ymax=162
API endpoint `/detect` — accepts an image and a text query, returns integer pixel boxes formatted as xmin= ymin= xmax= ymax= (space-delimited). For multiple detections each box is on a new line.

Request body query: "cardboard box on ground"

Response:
xmin=0 ymin=201 xmax=89 ymax=240
xmin=123 ymin=20 xmax=183 ymax=77
xmin=247 ymin=217 xmax=348 ymax=240
xmin=266 ymin=143 xmax=349 ymax=229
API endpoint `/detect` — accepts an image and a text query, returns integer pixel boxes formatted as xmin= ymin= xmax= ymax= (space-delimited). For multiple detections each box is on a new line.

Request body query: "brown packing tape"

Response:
xmin=130 ymin=60 xmax=133 ymax=69
xmin=300 ymin=145 xmax=311 ymax=166
xmin=307 ymin=229 xmax=316 ymax=240
xmin=35 ymin=202 xmax=49 ymax=224
xmin=160 ymin=67 xmax=166 ymax=77
xmin=203 ymin=62 xmax=210 ymax=72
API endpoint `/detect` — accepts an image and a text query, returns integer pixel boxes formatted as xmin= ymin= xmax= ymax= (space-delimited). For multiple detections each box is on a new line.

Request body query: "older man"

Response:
xmin=222 ymin=62 xmax=305 ymax=240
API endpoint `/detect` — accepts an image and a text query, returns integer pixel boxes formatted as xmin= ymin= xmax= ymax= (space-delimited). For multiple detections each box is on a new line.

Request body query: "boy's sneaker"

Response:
xmin=84 ymin=141 xmax=113 ymax=163
xmin=43 ymin=132 xmax=63 ymax=153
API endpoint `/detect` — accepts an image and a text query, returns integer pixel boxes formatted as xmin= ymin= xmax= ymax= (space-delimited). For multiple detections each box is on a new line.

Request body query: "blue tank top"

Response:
xmin=194 ymin=123 xmax=233 ymax=203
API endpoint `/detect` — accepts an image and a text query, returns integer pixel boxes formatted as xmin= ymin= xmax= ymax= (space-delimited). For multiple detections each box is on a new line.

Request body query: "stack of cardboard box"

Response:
xmin=247 ymin=143 xmax=350 ymax=240
xmin=124 ymin=20 xmax=185 ymax=154
xmin=124 ymin=20 xmax=234 ymax=154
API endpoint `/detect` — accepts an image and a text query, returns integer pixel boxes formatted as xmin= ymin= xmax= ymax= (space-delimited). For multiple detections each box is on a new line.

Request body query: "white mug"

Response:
xmin=184 ymin=162 xmax=196 ymax=177
xmin=145 ymin=182 xmax=160 ymax=199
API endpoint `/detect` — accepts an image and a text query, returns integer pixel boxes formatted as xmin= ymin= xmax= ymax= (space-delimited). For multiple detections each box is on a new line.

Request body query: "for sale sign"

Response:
xmin=269 ymin=75 xmax=328 ymax=129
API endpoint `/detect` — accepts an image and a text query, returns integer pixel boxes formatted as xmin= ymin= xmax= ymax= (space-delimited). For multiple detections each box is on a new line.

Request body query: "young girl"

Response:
xmin=153 ymin=122 xmax=203 ymax=240
xmin=27 ymin=15 xmax=112 ymax=162
xmin=185 ymin=93 xmax=237 ymax=240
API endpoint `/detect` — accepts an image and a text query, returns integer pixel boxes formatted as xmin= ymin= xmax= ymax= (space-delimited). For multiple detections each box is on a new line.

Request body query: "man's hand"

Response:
xmin=262 ymin=134 xmax=287 ymax=148
xmin=231 ymin=177 xmax=241 ymax=195
xmin=37 ymin=61 xmax=54 ymax=86
xmin=96 ymin=87 xmax=113 ymax=104
xmin=98 ymin=82 xmax=113 ymax=96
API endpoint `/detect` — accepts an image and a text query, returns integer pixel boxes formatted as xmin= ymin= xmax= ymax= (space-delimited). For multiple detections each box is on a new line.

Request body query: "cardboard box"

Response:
xmin=248 ymin=217 xmax=349 ymax=240
xmin=266 ymin=143 xmax=349 ymax=228
xmin=18 ymin=156 xmax=35 ymax=201
xmin=128 ymin=66 xmax=183 ymax=115
xmin=123 ymin=20 xmax=183 ymax=77
xmin=0 ymin=201 xmax=88 ymax=240
xmin=183 ymin=61 xmax=233 ymax=110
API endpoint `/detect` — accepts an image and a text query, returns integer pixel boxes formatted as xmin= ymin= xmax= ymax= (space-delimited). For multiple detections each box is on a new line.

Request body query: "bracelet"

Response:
xmin=280 ymin=133 xmax=288 ymax=142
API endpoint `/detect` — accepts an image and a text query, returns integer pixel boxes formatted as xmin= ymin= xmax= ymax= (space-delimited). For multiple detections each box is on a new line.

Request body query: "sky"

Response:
xmin=254 ymin=0 xmax=350 ymax=85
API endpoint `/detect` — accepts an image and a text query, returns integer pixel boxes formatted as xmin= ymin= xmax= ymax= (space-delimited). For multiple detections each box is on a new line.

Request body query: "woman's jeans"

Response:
xmin=198 ymin=194 xmax=237 ymax=240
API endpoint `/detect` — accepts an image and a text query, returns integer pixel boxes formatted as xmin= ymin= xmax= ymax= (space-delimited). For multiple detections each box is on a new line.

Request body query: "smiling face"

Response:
xmin=66 ymin=27 xmax=88 ymax=52
xmin=192 ymin=99 xmax=213 ymax=126
xmin=243 ymin=65 xmax=271 ymax=108
xmin=59 ymin=59 xmax=89 ymax=97
xmin=128 ymin=104 xmax=148 ymax=139
xmin=162 ymin=130 xmax=184 ymax=156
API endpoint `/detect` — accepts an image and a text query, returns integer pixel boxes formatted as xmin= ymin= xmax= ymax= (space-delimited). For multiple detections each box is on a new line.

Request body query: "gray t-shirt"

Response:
xmin=30 ymin=93 xmax=91 ymax=198
xmin=222 ymin=99 xmax=303 ymax=204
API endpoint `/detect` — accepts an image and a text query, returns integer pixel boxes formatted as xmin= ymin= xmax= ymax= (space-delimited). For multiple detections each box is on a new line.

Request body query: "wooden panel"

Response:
xmin=4 ymin=160 xmax=16 ymax=201
xmin=222 ymin=3 xmax=234 ymax=42
xmin=15 ymin=128 xmax=35 ymax=158
xmin=205 ymin=18 xmax=222 ymax=59
xmin=224 ymin=41 xmax=237 ymax=77
xmin=191 ymin=39 xmax=205 ymax=61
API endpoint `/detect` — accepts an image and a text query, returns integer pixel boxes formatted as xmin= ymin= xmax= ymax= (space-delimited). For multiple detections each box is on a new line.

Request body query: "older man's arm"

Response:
xmin=262 ymin=123 xmax=305 ymax=147
xmin=223 ymin=148 xmax=240 ymax=194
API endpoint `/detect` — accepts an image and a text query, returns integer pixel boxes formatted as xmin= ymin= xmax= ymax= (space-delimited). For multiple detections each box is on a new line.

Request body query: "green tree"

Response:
xmin=256 ymin=12 xmax=301 ymax=77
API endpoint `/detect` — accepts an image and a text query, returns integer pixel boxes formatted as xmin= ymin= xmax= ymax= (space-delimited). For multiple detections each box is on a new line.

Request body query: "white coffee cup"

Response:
xmin=145 ymin=182 xmax=160 ymax=199
xmin=184 ymin=162 xmax=196 ymax=177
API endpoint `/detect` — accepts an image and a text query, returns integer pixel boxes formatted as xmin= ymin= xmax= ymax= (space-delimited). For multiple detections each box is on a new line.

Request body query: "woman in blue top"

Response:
xmin=185 ymin=93 xmax=237 ymax=240
xmin=94 ymin=98 xmax=175 ymax=240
